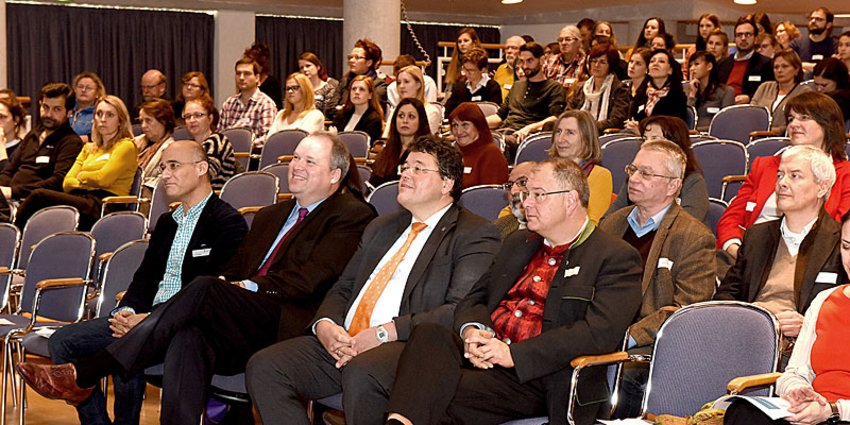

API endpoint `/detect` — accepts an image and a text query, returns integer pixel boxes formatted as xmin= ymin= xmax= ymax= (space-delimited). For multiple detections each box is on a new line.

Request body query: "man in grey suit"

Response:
xmin=246 ymin=135 xmax=501 ymax=425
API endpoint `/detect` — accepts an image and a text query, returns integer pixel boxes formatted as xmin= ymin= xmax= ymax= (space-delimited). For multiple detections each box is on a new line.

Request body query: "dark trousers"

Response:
xmin=246 ymin=335 xmax=405 ymax=425
xmin=385 ymin=323 xmax=547 ymax=425
xmin=93 ymin=277 xmax=281 ymax=425
xmin=50 ymin=317 xmax=146 ymax=425
xmin=14 ymin=188 xmax=112 ymax=230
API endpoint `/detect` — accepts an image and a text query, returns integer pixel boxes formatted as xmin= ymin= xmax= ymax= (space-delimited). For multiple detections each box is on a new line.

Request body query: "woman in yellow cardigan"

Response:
xmin=15 ymin=95 xmax=138 ymax=230
xmin=546 ymin=110 xmax=613 ymax=224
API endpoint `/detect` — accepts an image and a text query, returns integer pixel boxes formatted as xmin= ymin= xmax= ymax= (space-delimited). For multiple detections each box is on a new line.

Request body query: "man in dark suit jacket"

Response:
xmin=715 ymin=145 xmax=842 ymax=347
xmin=383 ymin=157 xmax=643 ymax=425
xmin=47 ymin=141 xmax=248 ymax=425
xmin=716 ymin=16 xmax=775 ymax=103
xmin=20 ymin=133 xmax=377 ymax=425
xmin=246 ymin=136 xmax=501 ymax=425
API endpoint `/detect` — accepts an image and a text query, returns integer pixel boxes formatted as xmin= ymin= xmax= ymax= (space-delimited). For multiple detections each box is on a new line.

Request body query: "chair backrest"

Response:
xmin=599 ymin=132 xmax=632 ymax=147
xmin=600 ymin=137 xmax=642 ymax=191
xmin=642 ymin=301 xmax=779 ymax=418
xmin=223 ymin=128 xmax=254 ymax=171
xmin=514 ymin=132 xmax=553 ymax=166
xmin=692 ymin=140 xmax=748 ymax=199
xmin=357 ymin=166 xmax=372 ymax=195
xmin=91 ymin=212 xmax=147 ymax=260
xmin=475 ymin=101 xmax=500 ymax=117
xmin=132 ymin=123 xmax=143 ymax=137
xmin=685 ymin=105 xmax=697 ymax=130
xmin=459 ymin=185 xmax=509 ymax=222
xmin=172 ymin=126 xmax=192 ymax=141
xmin=261 ymin=163 xmax=290 ymax=194
xmin=261 ymin=129 xmax=308 ymax=169
xmin=338 ymin=131 xmax=370 ymax=159
xmin=147 ymin=183 xmax=172 ymax=233
xmin=707 ymin=105 xmax=770 ymax=145
xmin=689 ymin=134 xmax=717 ymax=144
xmin=96 ymin=239 xmax=148 ymax=318
xmin=366 ymin=181 xmax=401 ymax=216
xmin=747 ymin=137 xmax=790 ymax=167
xmin=703 ymin=198 xmax=727 ymax=237
xmin=20 ymin=232 xmax=95 ymax=322
xmin=19 ymin=205 xmax=79 ymax=270
xmin=220 ymin=171 xmax=279 ymax=210
xmin=0 ymin=223 xmax=21 ymax=311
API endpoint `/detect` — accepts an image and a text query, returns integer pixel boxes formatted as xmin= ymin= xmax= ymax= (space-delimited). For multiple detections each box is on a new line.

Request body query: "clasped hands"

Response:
xmin=316 ymin=321 xmax=391 ymax=369
xmin=108 ymin=310 xmax=149 ymax=338
xmin=462 ymin=327 xmax=514 ymax=369
xmin=781 ymin=386 xmax=833 ymax=425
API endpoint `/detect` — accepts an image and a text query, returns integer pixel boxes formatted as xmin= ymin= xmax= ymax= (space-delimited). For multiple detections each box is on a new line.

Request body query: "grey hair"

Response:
xmin=640 ymin=139 xmax=686 ymax=179
xmin=559 ymin=25 xmax=581 ymax=40
xmin=781 ymin=145 xmax=836 ymax=198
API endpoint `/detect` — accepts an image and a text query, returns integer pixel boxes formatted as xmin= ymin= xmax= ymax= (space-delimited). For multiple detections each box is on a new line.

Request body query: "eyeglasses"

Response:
xmin=398 ymin=164 xmax=440 ymax=175
xmin=557 ymin=37 xmax=579 ymax=43
xmin=183 ymin=83 xmax=202 ymax=89
xmin=141 ymin=82 xmax=164 ymax=90
xmin=76 ymin=85 xmax=97 ymax=92
xmin=519 ymin=189 xmax=572 ymax=203
xmin=159 ymin=160 xmax=203 ymax=173
xmin=735 ymin=32 xmax=754 ymax=38
xmin=624 ymin=164 xmax=677 ymax=180
xmin=502 ymin=176 xmax=528 ymax=191
xmin=348 ymin=55 xmax=366 ymax=61
xmin=182 ymin=113 xmax=208 ymax=121
xmin=285 ymin=85 xmax=301 ymax=93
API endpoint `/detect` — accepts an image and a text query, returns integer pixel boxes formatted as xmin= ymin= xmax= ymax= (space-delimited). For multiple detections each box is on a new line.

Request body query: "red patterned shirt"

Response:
xmin=491 ymin=241 xmax=571 ymax=344
xmin=544 ymin=53 xmax=586 ymax=90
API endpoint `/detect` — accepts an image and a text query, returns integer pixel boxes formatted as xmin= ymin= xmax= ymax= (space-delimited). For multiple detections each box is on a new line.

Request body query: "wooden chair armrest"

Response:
xmin=169 ymin=202 xmax=181 ymax=211
xmin=727 ymin=372 xmax=782 ymax=394
xmin=688 ymin=130 xmax=699 ymax=135
xmin=354 ymin=157 xmax=367 ymax=165
xmin=115 ymin=291 xmax=126 ymax=302
xmin=238 ymin=206 xmax=264 ymax=215
xmin=750 ymin=130 xmax=779 ymax=138
xmin=35 ymin=278 xmax=86 ymax=290
xmin=234 ymin=152 xmax=251 ymax=159
xmin=660 ymin=305 xmax=680 ymax=313
xmin=0 ymin=266 xmax=8 ymax=274
xmin=102 ymin=196 xmax=142 ymax=205
xmin=278 ymin=155 xmax=294 ymax=163
xmin=570 ymin=351 xmax=629 ymax=369
xmin=277 ymin=193 xmax=293 ymax=202
xmin=603 ymin=128 xmax=623 ymax=134
xmin=99 ymin=252 xmax=113 ymax=263
xmin=0 ymin=267 xmax=24 ymax=276
xmin=722 ymin=175 xmax=747 ymax=184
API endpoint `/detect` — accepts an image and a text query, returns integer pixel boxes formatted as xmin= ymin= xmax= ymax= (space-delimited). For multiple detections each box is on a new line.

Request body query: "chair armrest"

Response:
xmin=99 ymin=252 xmax=113 ymax=263
xmin=727 ymin=372 xmax=782 ymax=395
xmin=238 ymin=206 xmax=264 ymax=215
xmin=115 ymin=291 xmax=126 ymax=302
xmin=750 ymin=130 xmax=779 ymax=139
xmin=354 ymin=157 xmax=367 ymax=165
xmin=0 ymin=267 xmax=24 ymax=276
xmin=233 ymin=152 xmax=251 ymax=158
xmin=169 ymin=202 xmax=181 ymax=211
xmin=102 ymin=196 xmax=142 ymax=205
xmin=722 ymin=175 xmax=747 ymax=184
xmin=277 ymin=193 xmax=293 ymax=202
xmin=35 ymin=278 xmax=86 ymax=290
xmin=570 ymin=351 xmax=629 ymax=369
xmin=278 ymin=155 xmax=294 ymax=163
xmin=603 ymin=128 xmax=623 ymax=134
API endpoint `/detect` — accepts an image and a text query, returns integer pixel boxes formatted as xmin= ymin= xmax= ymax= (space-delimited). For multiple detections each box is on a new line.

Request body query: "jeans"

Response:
xmin=49 ymin=317 xmax=146 ymax=425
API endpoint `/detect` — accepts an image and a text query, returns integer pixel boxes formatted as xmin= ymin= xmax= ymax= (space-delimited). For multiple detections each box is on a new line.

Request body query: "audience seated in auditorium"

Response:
xmin=723 ymin=209 xmax=850 ymax=425
xmin=183 ymin=96 xmax=238 ymax=190
xmin=706 ymin=29 xmax=731 ymax=62
xmin=381 ymin=157 xmax=643 ymax=425
xmin=577 ymin=17 xmax=596 ymax=51
xmin=493 ymin=35 xmax=525 ymax=101
xmin=298 ymin=52 xmax=340 ymax=119
xmin=244 ymin=42 xmax=283 ymax=110
xmin=0 ymin=97 xmax=27 ymax=168
xmin=686 ymin=14 xmax=721 ymax=66
xmin=718 ymin=92 xmax=850 ymax=261
xmin=368 ymin=98 xmax=430 ymax=189
xmin=756 ymin=33 xmax=780 ymax=59
xmin=627 ymin=17 xmax=666 ymax=60
xmin=172 ymin=71 xmax=210 ymax=125
xmin=569 ymin=44 xmax=630 ymax=132
xmin=387 ymin=54 xmax=437 ymax=111
xmin=488 ymin=41 xmax=566 ymax=160
xmin=445 ymin=27 xmax=484 ymax=91
xmin=650 ymin=33 xmax=676 ymax=54
xmin=608 ymin=115 xmax=709 ymax=222
xmin=812 ymin=57 xmax=850 ymax=125
xmin=626 ymin=49 xmax=689 ymax=131
xmin=751 ymin=49 xmax=812 ymax=133
xmin=625 ymin=47 xmax=652 ymax=99
xmin=134 ymin=99 xmax=176 ymax=189
xmin=218 ymin=57 xmax=278 ymax=143
xmin=266 ymin=72 xmax=325 ymax=137
xmin=246 ymin=135 xmax=501 ymax=425
xmin=134 ymin=69 xmax=169 ymax=121
xmin=592 ymin=20 xmax=617 ymax=48
xmin=444 ymin=48 xmax=502 ymax=117
xmin=46 ymin=140 xmax=248 ymax=425
xmin=838 ymin=31 xmax=850 ymax=73
xmin=544 ymin=25 xmax=586 ymax=95
xmin=716 ymin=145 xmax=842 ymax=362
xmin=332 ymin=38 xmax=388 ymax=113
xmin=0 ymin=83 xmax=82 ymax=212
xmin=14 ymin=95 xmax=137 ymax=230
xmin=687 ymin=51 xmax=736 ymax=131
xmin=69 ymin=72 xmax=105 ymax=142
xmin=717 ymin=16 xmax=775 ymax=104
xmin=332 ymin=75 xmax=385 ymax=143
xmin=449 ymin=102 xmax=509 ymax=189
xmin=791 ymin=7 xmax=838 ymax=73
xmin=600 ymin=139 xmax=716 ymax=416
xmin=19 ymin=132 xmax=377 ymax=425
xmin=548 ymin=110 xmax=612 ymax=224
xmin=384 ymin=66 xmax=441 ymax=136
xmin=494 ymin=161 xmax=534 ymax=239
xmin=775 ymin=21 xmax=802 ymax=50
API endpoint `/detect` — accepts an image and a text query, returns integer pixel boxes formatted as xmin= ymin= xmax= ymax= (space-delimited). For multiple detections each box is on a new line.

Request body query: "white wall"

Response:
xmin=213 ymin=10 xmax=255 ymax=106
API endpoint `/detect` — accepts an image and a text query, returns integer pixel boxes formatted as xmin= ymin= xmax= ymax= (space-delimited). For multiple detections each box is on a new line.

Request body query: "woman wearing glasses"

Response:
xmin=548 ymin=110 xmax=612 ymax=224
xmin=134 ymin=99 xmax=176 ymax=189
xmin=448 ymin=102 xmax=508 ymax=189
xmin=568 ymin=44 xmax=630 ymax=132
xmin=265 ymin=73 xmax=325 ymax=139
xmin=15 ymin=95 xmax=138 ymax=230
xmin=717 ymin=92 xmax=850 ymax=261
xmin=369 ymin=98 xmax=430 ymax=189
xmin=70 ymin=72 xmax=106 ymax=141
xmin=173 ymin=71 xmax=210 ymax=124
xmin=183 ymin=96 xmax=238 ymax=190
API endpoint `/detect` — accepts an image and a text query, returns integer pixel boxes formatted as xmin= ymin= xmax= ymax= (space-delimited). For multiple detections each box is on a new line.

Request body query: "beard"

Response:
xmin=808 ymin=25 xmax=826 ymax=36
xmin=40 ymin=116 xmax=61 ymax=130
xmin=523 ymin=65 xmax=542 ymax=79
xmin=510 ymin=194 xmax=527 ymax=225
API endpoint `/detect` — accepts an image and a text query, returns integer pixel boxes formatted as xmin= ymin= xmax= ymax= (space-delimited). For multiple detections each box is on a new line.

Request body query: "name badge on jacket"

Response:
xmin=96 ymin=153 xmax=111 ymax=161
xmin=464 ymin=166 xmax=472 ymax=174
xmin=35 ymin=156 xmax=50 ymax=164
xmin=706 ymin=107 xmax=720 ymax=114
xmin=657 ymin=257 xmax=674 ymax=270
xmin=812 ymin=54 xmax=824 ymax=61
xmin=637 ymin=104 xmax=645 ymax=114
xmin=748 ymin=75 xmax=762 ymax=82
xmin=471 ymin=95 xmax=482 ymax=102
xmin=815 ymin=272 xmax=838 ymax=284
xmin=192 ymin=248 xmax=212 ymax=258
xmin=746 ymin=202 xmax=757 ymax=212
xmin=564 ymin=266 xmax=580 ymax=277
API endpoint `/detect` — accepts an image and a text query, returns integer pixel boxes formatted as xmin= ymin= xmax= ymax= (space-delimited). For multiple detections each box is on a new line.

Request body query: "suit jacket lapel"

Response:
xmin=796 ymin=212 xmax=837 ymax=311
xmin=252 ymin=200 xmax=297 ymax=272
xmin=403 ymin=205 xmax=459 ymax=301
xmin=642 ymin=205 xmax=678 ymax=295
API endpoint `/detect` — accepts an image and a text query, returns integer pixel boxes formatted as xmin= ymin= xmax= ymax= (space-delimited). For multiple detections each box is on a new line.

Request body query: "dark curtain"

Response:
xmin=255 ymin=16 xmax=500 ymax=81
xmin=7 ymin=3 xmax=214 ymax=115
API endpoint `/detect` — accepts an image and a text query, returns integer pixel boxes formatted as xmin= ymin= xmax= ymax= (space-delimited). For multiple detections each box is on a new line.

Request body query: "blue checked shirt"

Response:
xmin=151 ymin=193 xmax=213 ymax=306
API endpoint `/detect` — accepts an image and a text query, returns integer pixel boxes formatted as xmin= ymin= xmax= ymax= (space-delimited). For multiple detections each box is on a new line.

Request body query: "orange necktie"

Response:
xmin=348 ymin=222 xmax=428 ymax=336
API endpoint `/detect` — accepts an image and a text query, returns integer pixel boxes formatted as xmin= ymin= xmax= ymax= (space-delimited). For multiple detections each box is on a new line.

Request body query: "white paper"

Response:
xmin=597 ymin=419 xmax=653 ymax=425
xmin=0 ymin=319 xmax=16 ymax=326
xmin=815 ymin=272 xmax=838 ymax=284
xmin=712 ymin=395 xmax=791 ymax=421
xmin=34 ymin=327 xmax=56 ymax=339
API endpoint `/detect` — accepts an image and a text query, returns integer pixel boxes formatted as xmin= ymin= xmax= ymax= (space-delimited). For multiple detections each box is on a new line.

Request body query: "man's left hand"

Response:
xmin=777 ymin=310 xmax=804 ymax=337
xmin=473 ymin=337 xmax=514 ymax=369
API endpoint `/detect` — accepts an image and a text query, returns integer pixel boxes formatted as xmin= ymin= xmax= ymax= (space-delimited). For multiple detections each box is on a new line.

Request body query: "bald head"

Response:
xmin=159 ymin=140 xmax=212 ymax=207
xmin=505 ymin=36 xmax=525 ymax=62
xmin=141 ymin=69 xmax=167 ymax=101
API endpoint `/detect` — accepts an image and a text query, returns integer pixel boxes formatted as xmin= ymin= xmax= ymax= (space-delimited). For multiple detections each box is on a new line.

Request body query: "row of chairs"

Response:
xmin=366 ymin=182 xmax=509 ymax=222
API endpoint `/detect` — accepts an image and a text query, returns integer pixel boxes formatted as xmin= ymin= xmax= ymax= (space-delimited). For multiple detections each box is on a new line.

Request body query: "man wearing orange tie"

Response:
xmin=246 ymin=135 xmax=501 ymax=425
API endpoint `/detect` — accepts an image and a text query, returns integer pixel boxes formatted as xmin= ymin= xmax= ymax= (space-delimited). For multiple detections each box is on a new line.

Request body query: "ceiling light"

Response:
xmin=835 ymin=14 xmax=850 ymax=18
xmin=502 ymin=0 xmax=523 ymax=4
xmin=734 ymin=0 xmax=757 ymax=4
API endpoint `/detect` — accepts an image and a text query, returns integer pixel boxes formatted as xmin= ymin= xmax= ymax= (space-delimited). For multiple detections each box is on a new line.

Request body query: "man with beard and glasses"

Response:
xmin=791 ymin=7 xmax=839 ymax=72
xmin=487 ymin=42 xmax=566 ymax=162
xmin=0 ymin=83 xmax=83 ymax=221
xmin=495 ymin=161 xmax=535 ymax=239
xmin=716 ymin=15 xmax=775 ymax=104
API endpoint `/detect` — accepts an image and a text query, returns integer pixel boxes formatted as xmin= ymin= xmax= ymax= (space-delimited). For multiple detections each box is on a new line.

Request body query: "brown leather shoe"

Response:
xmin=16 ymin=362 xmax=94 ymax=406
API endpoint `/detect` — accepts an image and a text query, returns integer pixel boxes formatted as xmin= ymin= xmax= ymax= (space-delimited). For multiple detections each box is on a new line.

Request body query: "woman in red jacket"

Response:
xmin=448 ymin=102 xmax=509 ymax=189
xmin=718 ymin=91 xmax=850 ymax=259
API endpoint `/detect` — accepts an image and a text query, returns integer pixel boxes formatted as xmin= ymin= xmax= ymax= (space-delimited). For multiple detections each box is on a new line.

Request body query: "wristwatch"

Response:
xmin=376 ymin=325 xmax=389 ymax=344
xmin=827 ymin=402 xmax=840 ymax=424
